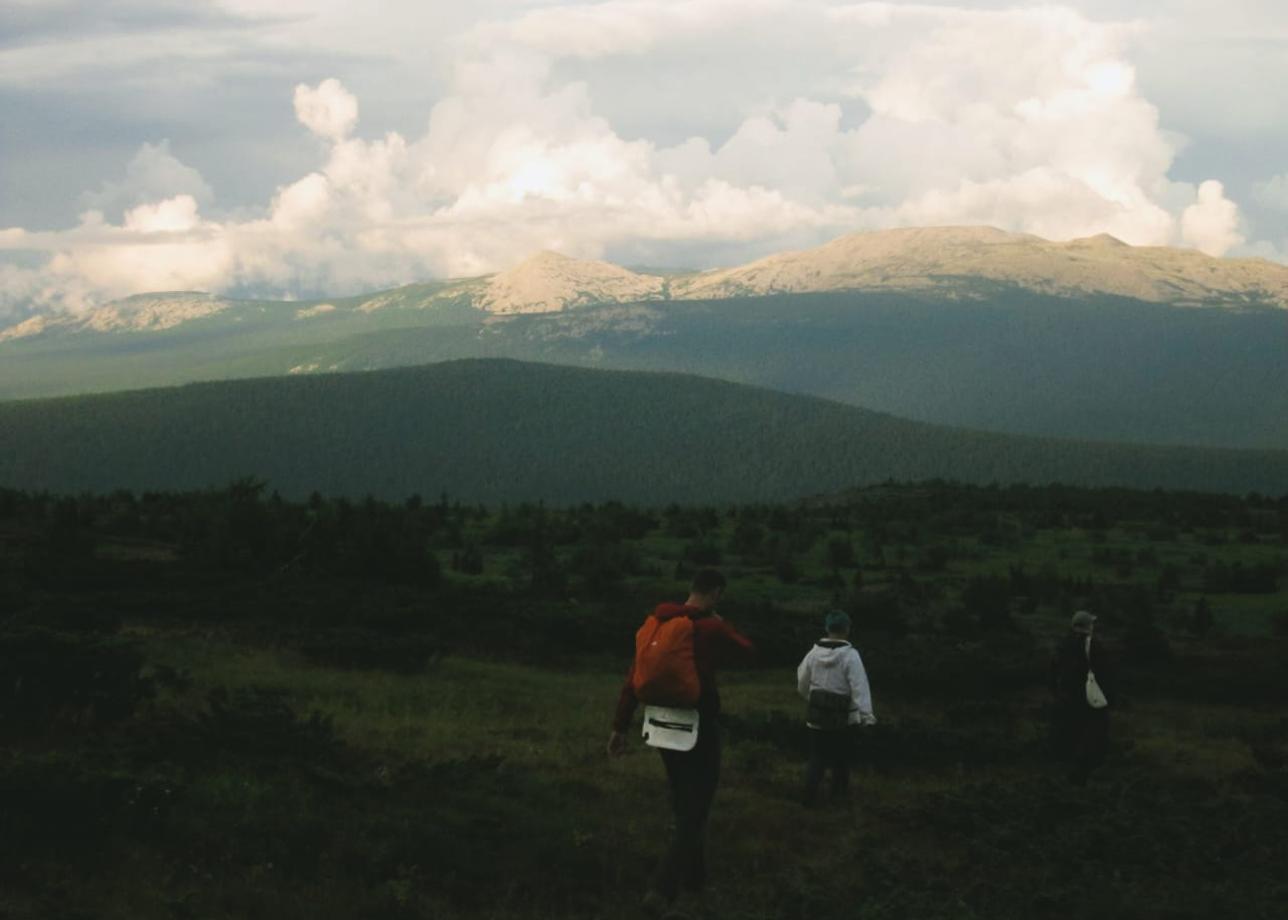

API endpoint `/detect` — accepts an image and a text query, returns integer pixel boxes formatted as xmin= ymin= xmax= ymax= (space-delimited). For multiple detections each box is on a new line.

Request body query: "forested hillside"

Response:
xmin=3 ymin=359 xmax=1288 ymax=501
xmin=3 ymin=288 xmax=1287 ymax=451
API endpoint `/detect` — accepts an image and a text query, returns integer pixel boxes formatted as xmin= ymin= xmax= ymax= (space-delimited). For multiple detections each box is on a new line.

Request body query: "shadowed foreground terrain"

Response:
xmin=2 ymin=481 xmax=1286 ymax=918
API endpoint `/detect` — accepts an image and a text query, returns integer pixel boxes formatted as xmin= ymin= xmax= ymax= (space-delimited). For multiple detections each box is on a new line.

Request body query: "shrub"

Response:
xmin=0 ymin=630 xmax=152 ymax=739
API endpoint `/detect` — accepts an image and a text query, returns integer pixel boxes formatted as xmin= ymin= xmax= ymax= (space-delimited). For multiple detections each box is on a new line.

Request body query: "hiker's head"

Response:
xmin=824 ymin=609 xmax=851 ymax=638
xmin=1071 ymin=610 xmax=1097 ymax=635
xmin=688 ymin=568 xmax=726 ymax=608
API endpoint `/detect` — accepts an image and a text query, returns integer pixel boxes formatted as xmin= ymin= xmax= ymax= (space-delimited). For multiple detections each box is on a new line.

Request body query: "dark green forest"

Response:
xmin=2 ymin=479 xmax=1287 ymax=919
xmin=4 ymin=288 xmax=1287 ymax=450
xmin=4 ymin=359 xmax=1288 ymax=502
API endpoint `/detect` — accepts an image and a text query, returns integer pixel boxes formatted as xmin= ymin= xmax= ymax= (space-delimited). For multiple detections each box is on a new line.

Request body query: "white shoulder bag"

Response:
xmin=1084 ymin=637 xmax=1109 ymax=709
xmin=641 ymin=705 xmax=700 ymax=751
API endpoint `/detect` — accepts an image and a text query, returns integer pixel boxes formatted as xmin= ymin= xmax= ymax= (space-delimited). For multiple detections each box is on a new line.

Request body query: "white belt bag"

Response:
xmin=642 ymin=705 xmax=700 ymax=751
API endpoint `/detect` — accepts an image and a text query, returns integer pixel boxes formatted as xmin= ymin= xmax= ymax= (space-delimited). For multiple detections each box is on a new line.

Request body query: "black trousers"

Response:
xmin=1054 ymin=704 xmax=1109 ymax=785
xmin=804 ymin=727 xmax=851 ymax=805
xmin=651 ymin=722 xmax=722 ymax=900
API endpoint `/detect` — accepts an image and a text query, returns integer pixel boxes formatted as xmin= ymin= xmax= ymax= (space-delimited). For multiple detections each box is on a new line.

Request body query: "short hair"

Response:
xmin=824 ymin=609 xmax=851 ymax=634
xmin=690 ymin=568 xmax=727 ymax=595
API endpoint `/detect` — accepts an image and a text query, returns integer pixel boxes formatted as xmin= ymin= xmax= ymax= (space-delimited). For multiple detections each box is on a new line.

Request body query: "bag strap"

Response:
xmin=1084 ymin=637 xmax=1099 ymax=682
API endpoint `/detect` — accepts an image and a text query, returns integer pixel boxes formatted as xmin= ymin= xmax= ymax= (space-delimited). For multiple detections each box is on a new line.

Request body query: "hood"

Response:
xmin=811 ymin=639 xmax=852 ymax=671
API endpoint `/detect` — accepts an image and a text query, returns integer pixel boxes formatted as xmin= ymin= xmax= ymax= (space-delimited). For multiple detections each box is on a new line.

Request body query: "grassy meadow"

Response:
xmin=2 ymin=481 xmax=1287 ymax=919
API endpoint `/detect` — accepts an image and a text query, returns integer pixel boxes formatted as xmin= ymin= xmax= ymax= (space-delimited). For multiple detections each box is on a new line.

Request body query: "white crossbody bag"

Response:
xmin=1084 ymin=637 xmax=1109 ymax=709
xmin=641 ymin=705 xmax=700 ymax=751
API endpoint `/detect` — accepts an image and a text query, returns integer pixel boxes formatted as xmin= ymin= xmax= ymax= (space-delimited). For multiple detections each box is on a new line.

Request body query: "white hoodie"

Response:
xmin=796 ymin=639 xmax=876 ymax=727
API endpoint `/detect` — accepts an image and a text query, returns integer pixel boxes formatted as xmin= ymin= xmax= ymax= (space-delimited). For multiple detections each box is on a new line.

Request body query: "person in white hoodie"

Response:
xmin=796 ymin=610 xmax=875 ymax=806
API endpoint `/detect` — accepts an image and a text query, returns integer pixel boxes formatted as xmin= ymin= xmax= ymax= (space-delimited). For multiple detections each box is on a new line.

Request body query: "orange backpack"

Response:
xmin=632 ymin=613 xmax=701 ymax=707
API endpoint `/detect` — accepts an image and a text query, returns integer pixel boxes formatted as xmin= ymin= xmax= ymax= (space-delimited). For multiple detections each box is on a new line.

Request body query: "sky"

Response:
xmin=2 ymin=0 xmax=1287 ymax=319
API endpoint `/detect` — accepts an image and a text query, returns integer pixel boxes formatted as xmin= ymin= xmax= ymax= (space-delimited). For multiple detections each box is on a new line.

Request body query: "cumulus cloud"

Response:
xmin=0 ymin=198 xmax=232 ymax=315
xmin=0 ymin=1 xmax=1274 ymax=321
xmin=82 ymin=140 xmax=214 ymax=219
xmin=1180 ymin=180 xmax=1244 ymax=256
xmin=293 ymin=78 xmax=359 ymax=142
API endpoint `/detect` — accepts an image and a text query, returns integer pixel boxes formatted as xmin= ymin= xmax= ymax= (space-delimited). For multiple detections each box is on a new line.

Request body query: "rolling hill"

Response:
xmin=1 ymin=359 xmax=1286 ymax=503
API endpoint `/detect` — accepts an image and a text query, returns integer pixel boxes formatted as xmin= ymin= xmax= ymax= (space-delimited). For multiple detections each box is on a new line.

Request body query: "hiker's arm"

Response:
xmin=607 ymin=664 xmax=638 ymax=756
xmin=714 ymin=619 xmax=756 ymax=666
xmin=848 ymin=650 xmax=875 ymax=724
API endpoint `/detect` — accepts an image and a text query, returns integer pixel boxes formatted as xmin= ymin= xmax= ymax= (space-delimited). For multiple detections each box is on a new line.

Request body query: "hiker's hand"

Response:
xmin=607 ymin=731 xmax=628 ymax=757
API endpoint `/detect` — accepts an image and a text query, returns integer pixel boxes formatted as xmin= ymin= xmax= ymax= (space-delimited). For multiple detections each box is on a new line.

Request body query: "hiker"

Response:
xmin=1051 ymin=610 xmax=1116 ymax=785
xmin=796 ymin=609 xmax=876 ymax=807
xmin=606 ymin=569 xmax=755 ymax=916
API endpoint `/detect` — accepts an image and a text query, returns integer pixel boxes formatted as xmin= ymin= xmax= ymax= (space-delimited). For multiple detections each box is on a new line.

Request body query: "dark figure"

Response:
xmin=805 ymin=728 xmax=853 ymax=804
xmin=607 ymin=569 xmax=755 ymax=915
xmin=654 ymin=720 xmax=721 ymax=900
xmin=1051 ymin=610 xmax=1116 ymax=785
xmin=796 ymin=610 xmax=876 ymax=807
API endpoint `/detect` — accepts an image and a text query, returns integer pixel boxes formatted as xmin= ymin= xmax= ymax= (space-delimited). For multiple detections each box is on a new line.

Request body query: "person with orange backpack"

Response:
xmin=607 ymin=569 xmax=755 ymax=916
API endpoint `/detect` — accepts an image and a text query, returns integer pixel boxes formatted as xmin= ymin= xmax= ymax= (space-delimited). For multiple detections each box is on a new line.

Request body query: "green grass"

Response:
xmin=8 ymin=630 xmax=1242 ymax=920
xmin=6 ymin=630 xmax=1288 ymax=919
xmin=3 ymin=481 xmax=1287 ymax=918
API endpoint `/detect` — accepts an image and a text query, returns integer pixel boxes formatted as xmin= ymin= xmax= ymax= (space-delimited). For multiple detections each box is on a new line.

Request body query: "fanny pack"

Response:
xmin=642 ymin=705 xmax=700 ymax=751
xmin=807 ymin=689 xmax=853 ymax=730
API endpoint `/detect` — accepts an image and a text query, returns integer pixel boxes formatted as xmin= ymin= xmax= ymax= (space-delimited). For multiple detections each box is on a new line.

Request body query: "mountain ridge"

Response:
xmin=6 ymin=225 xmax=1287 ymax=344
xmin=674 ymin=226 xmax=1288 ymax=305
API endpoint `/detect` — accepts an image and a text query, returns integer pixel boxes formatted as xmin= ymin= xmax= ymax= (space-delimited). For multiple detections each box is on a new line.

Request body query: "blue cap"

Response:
xmin=824 ymin=610 xmax=851 ymax=633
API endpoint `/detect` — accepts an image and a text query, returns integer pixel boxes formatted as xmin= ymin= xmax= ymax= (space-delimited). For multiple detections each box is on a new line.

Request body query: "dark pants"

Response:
xmin=651 ymin=722 xmax=721 ymax=900
xmin=804 ymin=727 xmax=851 ymax=806
xmin=1054 ymin=705 xmax=1109 ymax=785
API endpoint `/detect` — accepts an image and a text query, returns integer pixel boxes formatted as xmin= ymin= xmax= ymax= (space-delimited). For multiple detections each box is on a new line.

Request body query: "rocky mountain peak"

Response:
xmin=476 ymin=250 xmax=666 ymax=314
xmin=673 ymin=225 xmax=1288 ymax=307
xmin=0 ymin=292 xmax=231 ymax=343
xmin=1067 ymin=233 xmax=1129 ymax=248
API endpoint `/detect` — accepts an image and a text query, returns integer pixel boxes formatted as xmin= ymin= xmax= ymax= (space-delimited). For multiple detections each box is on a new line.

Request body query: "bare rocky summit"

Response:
xmin=673 ymin=226 xmax=1288 ymax=307
xmin=5 ymin=226 xmax=1287 ymax=343
xmin=473 ymin=250 xmax=667 ymax=314
xmin=0 ymin=292 xmax=231 ymax=342
xmin=473 ymin=226 xmax=1288 ymax=311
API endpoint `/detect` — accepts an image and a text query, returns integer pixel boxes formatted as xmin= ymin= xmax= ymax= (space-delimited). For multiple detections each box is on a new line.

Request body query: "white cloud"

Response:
xmin=122 ymin=195 xmax=203 ymax=233
xmin=293 ymin=78 xmax=359 ymax=142
xmin=81 ymin=140 xmax=214 ymax=219
xmin=1180 ymin=179 xmax=1244 ymax=256
xmin=66 ymin=200 xmax=230 ymax=296
xmin=0 ymin=1 xmax=1278 ymax=321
